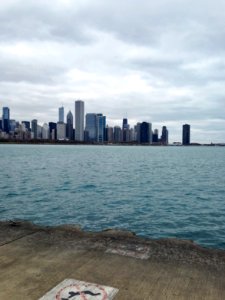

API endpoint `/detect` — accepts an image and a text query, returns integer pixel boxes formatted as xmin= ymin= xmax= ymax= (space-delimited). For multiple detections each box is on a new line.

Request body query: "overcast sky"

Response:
xmin=0 ymin=0 xmax=225 ymax=143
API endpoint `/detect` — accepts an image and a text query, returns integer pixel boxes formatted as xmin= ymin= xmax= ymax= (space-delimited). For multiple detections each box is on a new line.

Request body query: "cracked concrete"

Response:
xmin=0 ymin=221 xmax=225 ymax=299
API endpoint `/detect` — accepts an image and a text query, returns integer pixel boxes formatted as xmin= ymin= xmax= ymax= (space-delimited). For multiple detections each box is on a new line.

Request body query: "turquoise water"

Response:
xmin=0 ymin=144 xmax=225 ymax=249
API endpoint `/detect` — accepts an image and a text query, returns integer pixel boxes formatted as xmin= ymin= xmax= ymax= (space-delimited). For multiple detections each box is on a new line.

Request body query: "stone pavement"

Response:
xmin=0 ymin=221 xmax=225 ymax=300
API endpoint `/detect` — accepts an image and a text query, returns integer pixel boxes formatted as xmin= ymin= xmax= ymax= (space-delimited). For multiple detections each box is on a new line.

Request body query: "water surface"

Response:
xmin=0 ymin=144 xmax=224 ymax=249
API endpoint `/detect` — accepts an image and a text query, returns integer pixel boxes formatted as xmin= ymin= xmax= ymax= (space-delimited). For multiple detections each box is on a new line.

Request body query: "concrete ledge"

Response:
xmin=1 ymin=220 xmax=225 ymax=299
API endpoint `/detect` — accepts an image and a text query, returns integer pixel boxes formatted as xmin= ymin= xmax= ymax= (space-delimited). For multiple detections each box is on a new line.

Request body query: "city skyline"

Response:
xmin=0 ymin=1 xmax=225 ymax=143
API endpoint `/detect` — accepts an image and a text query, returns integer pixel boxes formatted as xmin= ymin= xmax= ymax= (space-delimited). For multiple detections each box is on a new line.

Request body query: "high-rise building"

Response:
xmin=161 ymin=126 xmax=169 ymax=145
xmin=85 ymin=113 xmax=97 ymax=142
xmin=114 ymin=126 xmax=122 ymax=143
xmin=122 ymin=118 xmax=130 ymax=142
xmin=49 ymin=122 xmax=57 ymax=140
xmin=75 ymin=100 xmax=84 ymax=141
xmin=59 ymin=106 xmax=64 ymax=123
xmin=22 ymin=121 xmax=31 ymax=131
xmin=182 ymin=124 xmax=190 ymax=145
xmin=152 ymin=129 xmax=159 ymax=143
xmin=140 ymin=122 xmax=152 ymax=144
xmin=42 ymin=123 xmax=49 ymax=139
xmin=66 ymin=111 xmax=74 ymax=140
xmin=96 ymin=114 xmax=106 ymax=143
xmin=2 ymin=107 xmax=10 ymax=133
xmin=57 ymin=122 xmax=66 ymax=140
xmin=31 ymin=119 xmax=38 ymax=139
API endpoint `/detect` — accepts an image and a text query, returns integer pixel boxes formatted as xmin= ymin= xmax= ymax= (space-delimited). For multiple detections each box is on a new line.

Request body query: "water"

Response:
xmin=0 ymin=144 xmax=225 ymax=249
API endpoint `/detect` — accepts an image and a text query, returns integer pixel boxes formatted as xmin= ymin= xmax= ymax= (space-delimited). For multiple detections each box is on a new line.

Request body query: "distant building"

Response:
xmin=22 ymin=121 xmax=31 ymax=131
xmin=96 ymin=114 xmax=106 ymax=143
xmin=85 ymin=113 xmax=97 ymax=142
xmin=161 ymin=126 xmax=168 ymax=145
xmin=57 ymin=122 xmax=66 ymax=140
xmin=114 ymin=126 xmax=122 ymax=143
xmin=75 ymin=100 xmax=84 ymax=141
xmin=140 ymin=122 xmax=152 ymax=144
xmin=152 ymin=129 xmax=159 ymax=143
xmin=2 ymin=107 xmax=10 ymax=133
xmin=66 ymin=111 xmax=74 ymax=140
xmin=31 ymin=119 xmax=38 ymax=139
xmin=42 ymin=123 xmax=49 ymax=140
xmin=106 ymin=126 xmax=114 ymax=143
xmin=182 ymin=124 xmax=190 ymax=145
xmin=49 ymin=122 xmax=57 ymax=140
xmin=59 ymin=106 xmax=64 ymax=123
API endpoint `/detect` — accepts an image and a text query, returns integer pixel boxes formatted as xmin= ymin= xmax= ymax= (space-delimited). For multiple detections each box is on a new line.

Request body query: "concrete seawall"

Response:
xmin=0 ymin=220 xmax=225 ymax=299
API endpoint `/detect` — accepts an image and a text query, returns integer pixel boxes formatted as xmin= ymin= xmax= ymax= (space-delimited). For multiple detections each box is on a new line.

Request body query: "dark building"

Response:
xmin=182 ymin=124 xmax=190 ymax=145
xmin=140 ymin=122 xmax=150 ymax=144
xmin=2 ymin=107 xmax=10 ymax=133
xmin=0 ymin=119 xmax=2 ymax=130
xmin=152 ymin=129 xmax=159 ymax=143
xmin=31 ymin=119 xmax=38 ymax=139
xmin=22 ymin=121 xmax=31 ymax=131
xmin=122 ymin=118 xmax=129 ymax=142
xmin=161 ymin=126 xmax=168 ymax=145
xmin=49 ymin=122 xmax=57 ymax=140
xmin=66 ymin=111 xmax=74 ymax=140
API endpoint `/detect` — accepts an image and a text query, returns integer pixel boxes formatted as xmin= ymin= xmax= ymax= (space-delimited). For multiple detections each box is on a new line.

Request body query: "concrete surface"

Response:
xmin=0 ymin=220 xmax=225 ymax=299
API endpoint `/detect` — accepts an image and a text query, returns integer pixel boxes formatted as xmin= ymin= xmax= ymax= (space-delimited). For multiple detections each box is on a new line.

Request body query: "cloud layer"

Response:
xmin=0 ymin=0 xmax=225 ymax=142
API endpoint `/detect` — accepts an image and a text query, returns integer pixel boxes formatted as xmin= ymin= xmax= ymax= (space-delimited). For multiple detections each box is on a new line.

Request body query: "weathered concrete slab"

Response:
xmin=0 ymin=221 xmax=225 ymax=300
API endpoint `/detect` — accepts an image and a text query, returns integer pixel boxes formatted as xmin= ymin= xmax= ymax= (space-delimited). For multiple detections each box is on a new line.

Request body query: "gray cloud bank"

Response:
xmin=0 ymin=0 xmax=225 ymax=143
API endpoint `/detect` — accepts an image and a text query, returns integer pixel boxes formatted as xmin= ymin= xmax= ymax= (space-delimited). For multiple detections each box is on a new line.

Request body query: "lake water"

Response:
xmin=0 ymin=144 xmax=225 ymax=249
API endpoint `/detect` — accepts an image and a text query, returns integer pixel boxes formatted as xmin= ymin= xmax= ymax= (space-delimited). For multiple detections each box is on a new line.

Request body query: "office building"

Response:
xmin=49 ymin=122 xmax=57 ymax=140
xmin=66 ymin=111 xmax=74 ymax=140
xmin=161 ymin=126 xmax=169 ymax=145
xmin=182 ymin=124 xmax=190 ymax=145
xmin=140 ymin=122 xmax=152 ymax=144
xmin=75 ymin=100 xmax=84 ymax=141
xmin=22 ymin=121 xmax=31 ymax=131
xmin=59 ymin=106 xmax=64 ymax=123
xmin=31 ymin=119 xmax=38 ymax=139
xmin=57 ymin=122 xmax=66 ymax=140
xmin=114 ymin=126 xmax=122 ymax=143
xmin=2 ymin=107 xmax=10 ymax=133
xmin=42 ymin=123 xmax=49 ymax=139
xmin=152 ymin=129 xmax=159 ymax=143
xmin=85 ymin=113 xmax=97 ymax=142
xmin=96 ymin=114 xmax=106 ymax=143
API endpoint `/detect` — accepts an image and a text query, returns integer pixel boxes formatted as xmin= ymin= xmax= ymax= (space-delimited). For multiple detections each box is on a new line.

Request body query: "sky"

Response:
xmin=0 ymin=0 xmax=225 ymax=143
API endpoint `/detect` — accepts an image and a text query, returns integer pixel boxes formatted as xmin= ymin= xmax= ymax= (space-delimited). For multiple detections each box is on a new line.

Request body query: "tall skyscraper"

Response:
xmin=161 ymin=126 xmax=169 ymax=145
xmin=75 ymin=100 xmax=84 ymax=141
xmin=66 ymin=111 xmax=74 ymax=140
xmin=31 ymin=119 xmax=38 ymax=139
xmin=122 ymin=118 xmax=130 ymax=142
xmin=57 ymin=122 xmax=66 ymax=140
xmin=2 ymin=107 xmax=10 ymax=133
xmin=182 ymin=124 xmax=190 ymax=145
xmin=59 ymin=106 xmax=64 ymax=123
xmin=85 ymin=113 xmax=97 ymax=142
xmin=96 ymin=114 xmax=106 ymax=143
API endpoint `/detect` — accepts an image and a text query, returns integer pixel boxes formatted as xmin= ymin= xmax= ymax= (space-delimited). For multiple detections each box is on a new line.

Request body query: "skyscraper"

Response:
xmin=2 ymin=107 xmax=10 ymax=133
xmin=96 ymin=114 xmax=106 ymax=143
xmin=161 ymin=126 xmax=169 ymax=145
xmin=59 ymin=106 xmax=64 ymax=123
xmin=75 ymin=100 xmax=84 ymax=141
xmin=182 ymin=124 xmax=190 ymax=145
xmin=31 ymin=119 xmax=38 ymax=139
xmin=85 ymin=113 xmax=97 ymax=142
xmin=66 ymin=111 xmax=74 ymax=140
xmin=139 ymin=122 xmax=152 ymax=144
